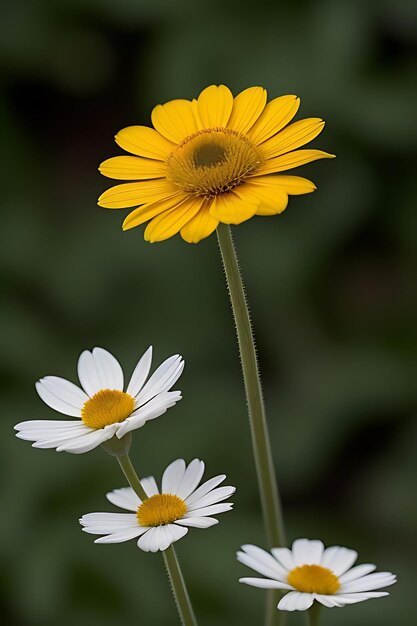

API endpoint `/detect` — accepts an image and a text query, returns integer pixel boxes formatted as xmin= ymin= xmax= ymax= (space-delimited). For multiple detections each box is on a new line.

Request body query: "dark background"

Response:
xmin=1 ymin=1 xmax=416 ymax=625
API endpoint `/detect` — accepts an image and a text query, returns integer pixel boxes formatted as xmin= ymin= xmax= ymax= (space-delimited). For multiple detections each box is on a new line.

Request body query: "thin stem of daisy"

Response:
xmin=117 ymin=453 xmax=149 ymax=501
xmin=307 ymin=603 xmax=321 ymax=626
xmin=216 ymin=224 xmax=285 ymax=547
xmin=217 ymin=224 xmax=285 ymax=626
xmin=163 ymin=545 xmax=198 ymax=626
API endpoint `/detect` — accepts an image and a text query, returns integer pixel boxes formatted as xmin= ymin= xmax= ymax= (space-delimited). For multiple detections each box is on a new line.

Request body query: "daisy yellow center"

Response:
xmin=137 ymin=494 xmax=187 ymax=527
xmin=166 ymin=128 xmax=261 ymax=198
xmin=81 ymin=389 xmax=135 ymax=429
xmin=287 ymin=564 xmax=340 ymax=595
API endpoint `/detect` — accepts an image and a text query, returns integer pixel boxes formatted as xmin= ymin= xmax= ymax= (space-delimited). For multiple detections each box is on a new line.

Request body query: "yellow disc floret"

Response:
xmin=137 ymin=494 xmax=187 ymax=527
xmin=81 ymin=389 xmax=135 ymax=429
xmin=166 ymin=128 xmax=262 ymax=198
xmin=287 ymin=564 xmax=340 ymax=595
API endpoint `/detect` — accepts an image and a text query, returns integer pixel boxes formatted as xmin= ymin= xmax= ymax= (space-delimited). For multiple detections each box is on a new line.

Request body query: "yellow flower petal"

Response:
xmin=115 ymin=126 xmax=174 ymax=160
xmin=255 ymin=149 xmax=335 ymax=175
xmin=99 ymin=156 xmax=166 ymax=180
xmin=144 ymin=197 xmax=203 ymax=242
xmin=197 ymin=85 xmax=234 ymax=129
xmin=227 ymin=86 xmax=267 ymax=135
xmin=233 ymin=180 xmax=288 ymax=216
xmin=122 ymin=193 xmax=187 ymax=231
xmin=249 ymin=175 xmax=316 ymax=195
xmin=180 ymin=201 xmax=219 ymax=243
xmin=209 ymin=192 xmax=258 ymax=225
xmin=151 ymin=99 xmax=199 ymax=144
xmin=98 ymin=179 xmax=179 ymax=208
xmin=248 ymin=95 xmax=300 ymax=145
xmin=260 ymin=118 xmax=325 ymax=159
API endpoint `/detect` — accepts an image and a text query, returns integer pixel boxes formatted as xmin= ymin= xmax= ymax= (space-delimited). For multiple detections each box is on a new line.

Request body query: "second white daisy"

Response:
xmin=80 ymin=458 xmax=235 ymax=552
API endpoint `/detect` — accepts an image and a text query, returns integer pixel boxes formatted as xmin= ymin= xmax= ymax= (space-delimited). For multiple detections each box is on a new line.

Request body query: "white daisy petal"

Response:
xmin=331 ymin=592 xmax=389 ymax=605
xmin=321 ymin=546 xmax=358 ymax=575
xmin=184 ymin=475 xmax=226 ymax=506
xmin=134 ymin=355 xmax=184 ymax=407
xmin=239 ymin=544 xmax=288 ymax=580
xmin=149 ymin=526 xmax=166 ymax=552
xmin=30 ymin=426 xmax=90 ymax=448
xmin=80 ymin=512 xmax=138 ymax=532
xmin=15 ymin=419 xmax=83 ymax=430
xmin=162 ymin=459 xmax=186 ymax=493
xmin=126 ymin=346 xmax=153 ymax=397
xmin=116 ymin=391 xmax=181 ymax=438
xmin=341 ymin=572 xmax=396 ymax=593
xmin=292 ymin=539 xmax=314 ymax=566
xmin=237 ymin=550 xmax=287 ymax=582
xmin=15 ymin=421 xmax=87 ymax=444
xmin=140 ymin=476 xmax=159 ymax=497
xmin=293 ymin=593 xmax=314 ymax=611
xmin=304 ymin=539 xmax=324 ymax=564
xmin=339 ymin=564 xmax=376 ymax=584
xmin=164 ymin=524 xmax=188 ymax=545
xmin=106 ymin=487 xmax=141 ymax=511
xmin=315 ymin=594 xmax=345 ymax=608
xmin=77 ymin=350 xmax=102 ymax=396
xmin=278 ymin=591 xmax=313 ymax=611
xmin=239 ymin=577 xmax=292 ymax=590
xmin=176 ymin=459 xmax=205 ymax=500
xmin=56 ymin=426 xmax=117 ymax=454
xmin=185 ymin=503 xmax=233 ymax=517
xmin=92 ymin=347 xmax=124 ymax=390
xmin=94 ymin=528 xmax=144 ymax=543
xmin=186 ymin=485 xmax=236 ymax=510
xmin=35 ymin=380 xmax=82 ymax=417
xmin=175 ymin=517 xmax=218 ymax=528
xmin=271 ymin=547 xmax=296 ymax=571
xmin=137 ymin=528 xmax=155 ymax=552
xmin=38 ymin=376 xmax=88 ymax=408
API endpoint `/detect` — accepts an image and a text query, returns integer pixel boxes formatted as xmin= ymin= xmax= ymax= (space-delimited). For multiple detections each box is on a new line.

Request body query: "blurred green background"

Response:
xmin=1 ymin=0 xmax=416 ymax=624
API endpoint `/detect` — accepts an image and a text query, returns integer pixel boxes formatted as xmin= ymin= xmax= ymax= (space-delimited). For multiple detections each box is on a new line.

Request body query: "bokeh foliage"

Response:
xmin=1 ymin=0 xmax=416 ymax=624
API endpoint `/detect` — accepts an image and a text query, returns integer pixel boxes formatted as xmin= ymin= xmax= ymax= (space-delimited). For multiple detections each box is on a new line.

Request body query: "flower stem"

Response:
xmin=216 ymin=224 xmax=285 ymax=626
xmin=117 ymin=453 xmax=149 ymax=500
xmin=216 ymin=224 xmax=285 ymax=546
xmin=163 ymin=545 xmax=198 ymax=626
xmin=117 ymin=453 xmax=197 ymax=626
xmin=307 ymin=603 xmax=321 ymax=626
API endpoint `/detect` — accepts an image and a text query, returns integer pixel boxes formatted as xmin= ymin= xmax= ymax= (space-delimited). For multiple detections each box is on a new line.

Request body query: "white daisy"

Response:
xmin=80 ymin=458 xmax=235 ymax=552
xmin=14 ymin=347 xmax=184 ymax=454
xmin=238 ymin=538 xmax=396 ymax=612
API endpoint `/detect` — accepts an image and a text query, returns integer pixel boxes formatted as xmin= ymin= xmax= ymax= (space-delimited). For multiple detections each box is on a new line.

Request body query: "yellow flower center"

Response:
xmin=166 ymin=128 xmax=261 ymax=198
xmin=137 ymin=494 xmax=187 ymax=527
xmin=81 ymin=389 xmax=135 ymax=429
xmin=287 ymin=564 xmax=340 ymax=595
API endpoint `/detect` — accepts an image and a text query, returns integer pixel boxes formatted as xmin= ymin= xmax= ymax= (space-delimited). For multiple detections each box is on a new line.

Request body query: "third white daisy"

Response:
xmin=238 ymin=538 xmax=396 ymax=612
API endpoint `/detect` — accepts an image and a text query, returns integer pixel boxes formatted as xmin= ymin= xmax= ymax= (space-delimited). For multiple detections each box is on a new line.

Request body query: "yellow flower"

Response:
xmin=98 ymin=85 xmax=334 ymax=243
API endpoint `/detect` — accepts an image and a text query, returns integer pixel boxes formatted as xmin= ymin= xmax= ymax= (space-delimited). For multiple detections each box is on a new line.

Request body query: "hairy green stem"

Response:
xmin=217 ymin=223 xmax=285 ymax=626
xmin=163 ymin=545 xmax=198 ymax=626
xmin=117 ymin=453 xmax=197 ymax=626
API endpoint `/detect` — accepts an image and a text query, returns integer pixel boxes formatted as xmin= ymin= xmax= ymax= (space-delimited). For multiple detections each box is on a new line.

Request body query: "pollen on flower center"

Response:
xmin=287 ymin=564 xmax=340 ymax=595
xmin=166 ymin=128 xmax=262 ymax=198
xmin=137 ymin=494 xmax=187 ymax=527
xmin=81 ymin=389 xmax=135 ymax=429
